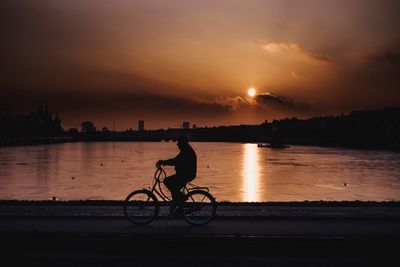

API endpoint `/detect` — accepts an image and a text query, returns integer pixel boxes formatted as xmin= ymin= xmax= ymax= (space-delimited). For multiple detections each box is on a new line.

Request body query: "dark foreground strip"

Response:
xmin=1 ymin=232 xmax=398 ymax=267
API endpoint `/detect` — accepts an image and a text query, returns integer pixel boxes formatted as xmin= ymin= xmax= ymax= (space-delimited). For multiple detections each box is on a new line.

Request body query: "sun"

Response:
xmin=248 ymin=88 xmax=256 ymax=97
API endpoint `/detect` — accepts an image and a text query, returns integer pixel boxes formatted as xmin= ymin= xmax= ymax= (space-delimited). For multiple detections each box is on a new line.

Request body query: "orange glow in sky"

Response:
xmin=1 ymin=0 xmax=400 ymax=130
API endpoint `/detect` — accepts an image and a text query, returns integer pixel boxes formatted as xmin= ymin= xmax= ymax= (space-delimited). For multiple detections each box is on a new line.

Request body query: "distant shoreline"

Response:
xmin=3 ymin=106 xmax=399 ymax=152
xmin=1 ymin=137 xmax=399 ymax=153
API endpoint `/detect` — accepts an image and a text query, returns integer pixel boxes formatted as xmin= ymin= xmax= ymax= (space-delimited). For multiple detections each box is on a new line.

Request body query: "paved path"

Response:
xmin=1 ymin=216 xmax=400 ymax=238
xmin=2 ymin=202 xmax=400 ymax=266
xmin=2 ymin=202 xmax=400 ymax=218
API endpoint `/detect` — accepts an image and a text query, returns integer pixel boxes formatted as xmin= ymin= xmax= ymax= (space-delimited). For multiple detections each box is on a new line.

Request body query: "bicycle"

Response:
xmin=123 ymin=165 xmax=217 ymax=225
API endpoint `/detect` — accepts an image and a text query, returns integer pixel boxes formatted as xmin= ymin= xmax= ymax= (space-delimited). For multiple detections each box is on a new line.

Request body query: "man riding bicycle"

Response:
xmin=156 ymin=136 xmax=197 ymax=215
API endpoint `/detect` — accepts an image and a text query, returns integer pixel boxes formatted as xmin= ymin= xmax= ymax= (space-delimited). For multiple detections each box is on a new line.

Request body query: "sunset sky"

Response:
xmin=1 ymin=0 xmax=399 ymax=130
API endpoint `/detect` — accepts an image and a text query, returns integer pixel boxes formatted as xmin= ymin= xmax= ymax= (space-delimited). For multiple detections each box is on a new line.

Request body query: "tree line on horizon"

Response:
xmin=0 ymin=105 xmax=63 ymax=140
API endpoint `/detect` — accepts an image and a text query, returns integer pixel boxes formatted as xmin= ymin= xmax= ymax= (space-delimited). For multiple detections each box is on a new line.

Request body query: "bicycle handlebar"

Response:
xmin=154 ymin=164 xmax=166 ymax=181
xmin=155 ymin=163 xmax=163 ymax=170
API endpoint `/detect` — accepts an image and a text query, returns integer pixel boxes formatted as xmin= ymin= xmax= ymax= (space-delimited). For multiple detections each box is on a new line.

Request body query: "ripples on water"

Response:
xmin=0 ymin=142 xmax=400 ymax=202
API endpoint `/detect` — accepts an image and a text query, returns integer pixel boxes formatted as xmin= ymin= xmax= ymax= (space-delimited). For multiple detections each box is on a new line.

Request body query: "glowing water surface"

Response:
xmin=1 ymin=142 xmax=400 ymax=202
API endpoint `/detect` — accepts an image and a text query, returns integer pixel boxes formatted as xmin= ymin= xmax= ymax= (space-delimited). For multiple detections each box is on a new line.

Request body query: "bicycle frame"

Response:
xmin=148 ymin=166 xmax=210 ymax=202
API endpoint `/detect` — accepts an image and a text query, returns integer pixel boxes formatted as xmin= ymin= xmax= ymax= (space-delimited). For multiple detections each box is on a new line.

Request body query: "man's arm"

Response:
xmin=157 ymin=153 xmax=180 ymax=166
xmin=162 ymin=157 xmax=177 ymax=166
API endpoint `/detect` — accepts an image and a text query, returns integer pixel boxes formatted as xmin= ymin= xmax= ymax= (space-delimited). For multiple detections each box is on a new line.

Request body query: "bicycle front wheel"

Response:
xmin=124 ymin=189 xmax=159 ymax=225
xmin=182 ymin=190 xmax=216 ymax=225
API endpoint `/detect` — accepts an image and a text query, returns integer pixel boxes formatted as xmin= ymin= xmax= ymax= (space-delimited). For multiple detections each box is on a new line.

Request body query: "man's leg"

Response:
xmin=171 ymin=176 xmax=188 ymax=215
xmin=164 ymin=175 xmax=187 ymax=213
xmin=164 ymin=175 xmax=180 ymax=212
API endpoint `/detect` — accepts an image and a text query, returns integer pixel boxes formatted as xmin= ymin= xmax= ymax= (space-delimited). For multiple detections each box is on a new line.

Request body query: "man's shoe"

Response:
xmin=170 ymin=207 xmax=183 ymax=218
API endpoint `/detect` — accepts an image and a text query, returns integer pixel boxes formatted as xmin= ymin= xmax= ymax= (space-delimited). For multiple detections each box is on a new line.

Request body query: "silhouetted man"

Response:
xmin=157 ymin=136 xmax=197 ymax=214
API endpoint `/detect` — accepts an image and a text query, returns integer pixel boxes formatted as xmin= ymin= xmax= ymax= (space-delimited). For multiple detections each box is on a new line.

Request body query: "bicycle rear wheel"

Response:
xmin=124 ymin=189 xmax=159 ymax=225
xmin=182 ymin=190 xmax=216 ymax=225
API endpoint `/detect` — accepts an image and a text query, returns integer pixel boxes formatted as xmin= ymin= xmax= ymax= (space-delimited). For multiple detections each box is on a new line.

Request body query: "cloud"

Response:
xmin=262 ymin=42 xmax=297 ymax=54
xmin=261 ymin=42 xmax=333 ymax=63
xmin=212 ymin=92 xmax=316 ymax=115
xmin=214 ymin=96 xmax=250 ymax=110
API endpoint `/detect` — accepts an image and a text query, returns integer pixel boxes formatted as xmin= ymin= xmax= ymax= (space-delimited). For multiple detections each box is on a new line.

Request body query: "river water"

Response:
xmin=1 ymin=142 xmax=399 ymax=202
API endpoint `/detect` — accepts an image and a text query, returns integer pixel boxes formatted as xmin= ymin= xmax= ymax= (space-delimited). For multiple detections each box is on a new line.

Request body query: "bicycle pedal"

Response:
xmin=169 ymin=209 xmax=183 ymax=218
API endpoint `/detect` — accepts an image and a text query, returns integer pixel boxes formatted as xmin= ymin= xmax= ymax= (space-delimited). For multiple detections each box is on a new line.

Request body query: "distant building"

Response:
xmin=182 ymin=121 xmax=190 ymax=129
xmin=193 ymin=124 xmax=197 ymax=129
xmin=138 ymin=120 xmax=144 ymax=131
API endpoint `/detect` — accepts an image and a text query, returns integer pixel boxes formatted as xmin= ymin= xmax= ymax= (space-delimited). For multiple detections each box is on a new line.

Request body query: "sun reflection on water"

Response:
xmin=242 ymin=143 xmax=260 ymax=202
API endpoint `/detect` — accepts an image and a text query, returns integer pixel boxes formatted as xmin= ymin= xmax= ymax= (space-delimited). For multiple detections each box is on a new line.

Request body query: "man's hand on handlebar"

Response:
xmin=156 ymin=160 xmax=165 ymax=167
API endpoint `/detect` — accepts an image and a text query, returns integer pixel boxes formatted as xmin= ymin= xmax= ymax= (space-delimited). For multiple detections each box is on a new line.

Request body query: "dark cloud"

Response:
xmin=368 ymin=48 xmax=400 ymax=67
xmin=307 ymin=51 xmax=333 ymax=63
xmin=255 ymin=92 xmax=317 ymax=114
xmin=256 ymin=93 xmax=294 ymax=107
xmin=367 ymin=48 xmax=400 ymax=87
xmin=330 ymin=46 xmax=400 ymax=108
